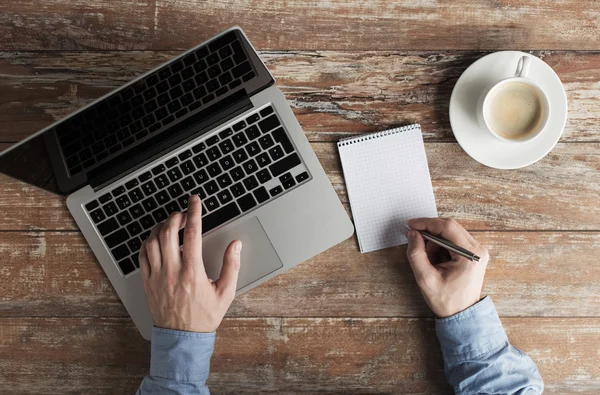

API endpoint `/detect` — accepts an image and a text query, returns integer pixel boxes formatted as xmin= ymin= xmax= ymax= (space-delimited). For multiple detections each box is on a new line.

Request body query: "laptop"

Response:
xmin=0 ymin=27 xmax=354 ymax=339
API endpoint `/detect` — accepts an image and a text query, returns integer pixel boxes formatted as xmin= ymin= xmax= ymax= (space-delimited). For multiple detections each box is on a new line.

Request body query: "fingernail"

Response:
xmin=234 ymin=241 xmax=242 ymax=254
xmin=190 ymin=194 xmax=199 ymax=203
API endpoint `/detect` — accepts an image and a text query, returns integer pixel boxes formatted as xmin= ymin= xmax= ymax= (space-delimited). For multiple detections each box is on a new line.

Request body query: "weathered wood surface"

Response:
xmin=1 ymin=317 xmax=599 ymax=394
xmin=1 ymin=50 xmax=599 ymax=143
xmin=2 ymin=231 xmax=600 ymax=318
xmin=1 ymin=141 xmax=599 ymax=231
xmin=2 ymin=1 xmax=600 ymax=51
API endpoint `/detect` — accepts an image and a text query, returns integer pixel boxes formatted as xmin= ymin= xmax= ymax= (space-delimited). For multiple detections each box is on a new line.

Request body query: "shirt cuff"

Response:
xmin=435 ymin=296 xmax=508 ymax=365
xmin=150 ymin=326 xmax=216 ymax=383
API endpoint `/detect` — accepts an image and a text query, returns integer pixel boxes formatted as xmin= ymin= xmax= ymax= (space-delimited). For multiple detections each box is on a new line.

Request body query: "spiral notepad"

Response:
xmin=338 ymin=124 xmax=438 ymax=253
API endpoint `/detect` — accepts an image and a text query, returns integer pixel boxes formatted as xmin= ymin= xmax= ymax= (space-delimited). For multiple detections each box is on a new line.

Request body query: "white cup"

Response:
xmin=477 ymin=56 xmax=551 ymax=143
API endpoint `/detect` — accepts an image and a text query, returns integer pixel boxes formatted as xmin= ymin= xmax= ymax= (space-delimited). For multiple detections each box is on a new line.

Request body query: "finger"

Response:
xmin=425 ymin=240 xmax=441 ymax=265
xmin=139 ymin=241 xmax=151 ymax=279
xmin=182 ymin=195 xmax=207 ymax=277
xmin=215 ymin=240 xmax=242 ymax=300
xmin=159 ymin=212 xmax=186 ymax=271
xmin=146 ymin=222 xmax=164 ymax=272
xmin=406 ymin=230 xmax=437 ymax=284
xmin=407 ymin=217 xmax=472 ymax=248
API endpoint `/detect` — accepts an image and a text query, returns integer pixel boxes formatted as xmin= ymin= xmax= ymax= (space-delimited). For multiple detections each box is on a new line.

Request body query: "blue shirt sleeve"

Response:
xmin=136 ymin=327 xmax=215 ymax=395
xmin=436 ymin=296 xmax=544 ymax=394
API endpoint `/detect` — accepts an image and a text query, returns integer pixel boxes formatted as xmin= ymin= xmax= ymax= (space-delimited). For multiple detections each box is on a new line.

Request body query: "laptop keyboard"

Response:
xmin=54 ymin=31 xmax=256 ymax=177
xmin=84 ymin=105 xmax=311 ymax=276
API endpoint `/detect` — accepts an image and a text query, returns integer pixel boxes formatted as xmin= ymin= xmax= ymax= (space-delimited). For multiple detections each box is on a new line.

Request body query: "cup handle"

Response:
xmin=514 ymin=56 xmax=531 ymax=78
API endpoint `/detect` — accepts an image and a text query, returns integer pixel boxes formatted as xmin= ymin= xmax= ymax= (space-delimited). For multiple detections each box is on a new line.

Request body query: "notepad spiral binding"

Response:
xmin=337 ymin=124 xmax=421 ymax=147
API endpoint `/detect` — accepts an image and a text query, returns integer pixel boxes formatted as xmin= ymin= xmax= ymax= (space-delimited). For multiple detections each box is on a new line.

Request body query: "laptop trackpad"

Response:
xmin=202 ymin=217 xmax=283 ymax=290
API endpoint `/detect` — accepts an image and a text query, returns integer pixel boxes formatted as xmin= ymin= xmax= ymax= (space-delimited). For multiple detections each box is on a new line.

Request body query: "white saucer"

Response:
xmin=449 ymin=51 xmax=568 ymax=169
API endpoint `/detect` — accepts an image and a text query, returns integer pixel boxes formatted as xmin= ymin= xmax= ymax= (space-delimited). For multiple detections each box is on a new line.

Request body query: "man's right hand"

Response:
xmin=405 ymin=218 xmax=489 ymax=318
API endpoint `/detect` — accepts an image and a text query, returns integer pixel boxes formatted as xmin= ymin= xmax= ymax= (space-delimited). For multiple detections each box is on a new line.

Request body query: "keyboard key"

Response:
xmin=141 ymin=181 xmax=157 ymax=195
xmin=242 ymin=159 xmax=258 ymax=174
xmin=256 ymin=169 xmax=272 ymax=184
xmin=116 ymin=195 xmax=132 ymax=210
xmin=245 ymin=125 xmax=261 ymax=140
xmin=155 ymin=174 xmax=169 ymax=189
xmin=112 ymin=186 xmax=126 ymax=197
xmin=90 ymin=208 xmax=106 ymax=224
xmin=168 ymin=183 xmax=183 ymax=199
xmin=112 ymin=244 xmax=130 ymax=261
xmin=167 ymin=167 xmax=183 ymax=182
xmin=217 ymin=189 xmax=233 ymax=204
xmin=117 ymin=210 xmax=133 ymax=226
xmin=103 ymin=202 xmax=119 ymax=216
xmin=269 ymin=146 xmax=285 ymax=161
xmin=219 ymin=155 xmax=235 ymax=170
xmin=178 ymin=150 xmax=193 ymax=160
xmin=105 ymin=228 xmax=129 ymax=248
xmin=129 ymin=204 xmax=144 ymax=218
xmin=204 ymin=180 xmax=218 ymax=195
xmin=269 ymin=186 xmax=283 ymax=197
xmin=151 ymin=164 xmax=165 ymax=175
xmin=245 ymin=141 xmax=260 ymax=157
xmin=246 ymin=113 xmax=260 ymax=124
xmin=99 ymin=193 xmax=112 ymax=204
xmin=230 ymin=166 xmax=245 ymax=181
xmin=140 ymin=230 xmax=151 ymax=241
xmin=233 ymin=120 xmax=246 ymax=131
xmin=259 ymin=114 xmax=281 ymax=134
xmin=127 ymin=237 xmax=142 ymax=254
xmin=178 ymin=194 xmax=190 ymax=209
xmin=256 ymin=152 xmax=271 ymax=167
xmin=206 ymin=146 xmax=221 ymax=161
xmin=180 ymin=160 xmax=195 ymax=176
xmin=166 ymin=157 xmax=179 ymax=168
xmin=296 ymin=171 xmax=309 ymax=183
xmin=232 ymin=132 xmax=248 ymax=147
xmin=231 ymin=182 xmax=245 ymax=198
xmin=280 ymin=173 xmax=293 ymax=183
xmin=260 ymin=106 xmax=274 ymax=117
xmin=193 ymin=153 xmax=208 ymax=168
xmin=219 ymin=140 xmax=234 ymax=154
xmin=193 ymin=169 xmax=209 ymax=185
xmin=272 ymin=127 xmax=295 ymax=154
xmin=237 ymin=193 xmax=257 ymax=212
xmin=216 ymin=173 xmax=232 ymax=189
xmin=219 ymin=128 xmax=233 ymax=139
xmin=192 ymin=142 xmax=206 ymax=153
xmin=205 ymin=196 xmax=220 ymax=211
xmin=206 ymin=135 xmax=219 ymax=146
xmin=232 ymin=148 xmax=248 ymax=163
xmin=98 ymin=217 xmax=119 ymax=236
xmin=165 ymin=201 xmax=181 ymax=214
xmin=142 ymin=197 xmax=158 ymax=212
xmin=192 ymin=186 xmax=207 ymax=200
xmin=85 ymin=200 xmax=99 ymax=211
xmin=242 ymin=175 xmax=258 ymax=191
xmin=269 ymin=153 xmax=301 ymax=177
xmin=140 ymin=214 xmax=155 ymax=230
xmin=253 ymin=186 xmax=269 ymax=203
xmin=232 ymin=61 xmax=252 ymax=79
xmin=155 ymin=190 xmax=170 ymax=205
xmin=207 ymin=162 xmax=222 ymax=178
xmin=181 ymin=176 xmax=196 ymax=191
xmin=202 ymin=202 xmax=241 ymax=233
xmin=131 ymin=253 xmax=140 ymax=268
xmin=139 ymin=171 xmax=152 ymax=182
xmin=282 ymin=177 xmax=296 ymax=190
xmin=117 ymin=258 xmax=135 ymax=275
xmin=126 ymin=221 xmax=142 ymax=237
xmin=152 ymin=207 xmax=168 ymax=223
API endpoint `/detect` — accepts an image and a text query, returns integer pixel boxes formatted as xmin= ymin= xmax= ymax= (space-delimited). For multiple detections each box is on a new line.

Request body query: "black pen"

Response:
xmin=403 ymin=224 xmax=480 ymax=262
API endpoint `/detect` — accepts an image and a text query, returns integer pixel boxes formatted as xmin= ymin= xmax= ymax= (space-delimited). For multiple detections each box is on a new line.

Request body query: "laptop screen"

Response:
xmin=0 ymin=28 xmax=273 ymax=196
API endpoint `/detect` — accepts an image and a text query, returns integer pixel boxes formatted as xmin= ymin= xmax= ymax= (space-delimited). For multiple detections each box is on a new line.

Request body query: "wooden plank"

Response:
xmin=2 ymin=1 xmax=600 ymax=51
xmin=1 ymin=141 xmax=599 ymax=231
xmin=2 ymin=231 xmax=600 ymax=318
xmin=1 ymin=50 xmax=599 ymax=143
xmin=1 ymin=316 xmax=599 ymax=393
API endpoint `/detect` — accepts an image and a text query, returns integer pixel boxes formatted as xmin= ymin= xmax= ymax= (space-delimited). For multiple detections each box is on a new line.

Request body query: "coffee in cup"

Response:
xmin=478 ymin=56 xmax=551 ymax=143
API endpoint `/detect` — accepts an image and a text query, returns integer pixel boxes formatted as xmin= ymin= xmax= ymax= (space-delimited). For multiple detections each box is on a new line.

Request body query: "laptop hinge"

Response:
xmin=88 ymin=89 xmax=252 ymax=191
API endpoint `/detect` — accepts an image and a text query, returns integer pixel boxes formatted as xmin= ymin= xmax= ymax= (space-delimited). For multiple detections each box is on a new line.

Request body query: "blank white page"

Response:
xmin=338 ymin=124 xmax=438 ymax=253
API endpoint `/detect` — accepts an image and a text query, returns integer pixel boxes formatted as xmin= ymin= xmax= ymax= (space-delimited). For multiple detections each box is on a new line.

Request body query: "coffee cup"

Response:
xmin=477 ymin=55 xmax=551 ymax=143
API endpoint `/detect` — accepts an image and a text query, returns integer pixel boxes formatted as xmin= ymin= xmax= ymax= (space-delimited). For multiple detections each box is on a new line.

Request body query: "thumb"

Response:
xmin=215 ymin=240 xmax=242 ymax=299
xmin=406 ymin=231 xmax=436 ymax=284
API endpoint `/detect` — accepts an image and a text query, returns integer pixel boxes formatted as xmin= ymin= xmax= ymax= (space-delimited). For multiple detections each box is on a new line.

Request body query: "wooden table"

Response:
xmin=2 ymin=1 xmax=600 ymax=393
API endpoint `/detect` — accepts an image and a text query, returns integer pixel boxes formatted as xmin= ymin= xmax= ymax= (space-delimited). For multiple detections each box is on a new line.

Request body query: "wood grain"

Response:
xmin=1 ymin=50 xmax=599 ymax=143
xmin=1 ymin=141 xmax=599 ymax=231
xmin=2 ymin=1 xmax=600 ymax=51
xmin=3 ymin=231 xmax=600 ymax=318
xmin=1 ymin=317 xmax=599 ymax=394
